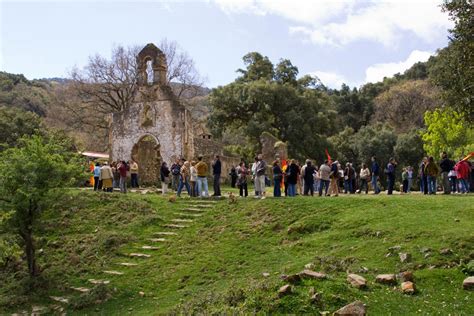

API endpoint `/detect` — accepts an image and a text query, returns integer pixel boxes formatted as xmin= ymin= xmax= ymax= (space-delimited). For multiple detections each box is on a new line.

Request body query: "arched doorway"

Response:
xmin=131 ymin=135 xmax=161 ymax=185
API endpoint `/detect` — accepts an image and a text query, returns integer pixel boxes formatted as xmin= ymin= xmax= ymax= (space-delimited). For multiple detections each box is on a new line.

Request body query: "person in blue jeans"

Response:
xmin=287 ymin=159 xmax=299 ymax=197
xmin=386 ymin=158 xmax=397 ymax=195
xmin=371 ymin=156 xmax=380 ymax=194
xmin=93 ymin=162 xmax=102 ymax=191
xmin=425 ymin=156 xmax=439 ymax=194
xmin=272 ymin=160 xmax=283 ymax=197
xmin=177 ymin=161 xmax=192 ymax=197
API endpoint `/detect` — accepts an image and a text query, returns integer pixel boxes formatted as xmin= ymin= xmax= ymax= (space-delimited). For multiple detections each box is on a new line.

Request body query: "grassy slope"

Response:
xmin=1 ymin=191 xmax=474 ymax=315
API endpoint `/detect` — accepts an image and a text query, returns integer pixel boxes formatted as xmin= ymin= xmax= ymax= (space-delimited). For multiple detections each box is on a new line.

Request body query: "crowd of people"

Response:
xmin=89 ymin=152 xmax=473 ymax=198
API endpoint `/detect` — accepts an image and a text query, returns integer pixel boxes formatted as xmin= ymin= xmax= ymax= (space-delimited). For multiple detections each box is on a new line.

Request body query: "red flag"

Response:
xmin=325 ymin=149 xmax=332 ymax=163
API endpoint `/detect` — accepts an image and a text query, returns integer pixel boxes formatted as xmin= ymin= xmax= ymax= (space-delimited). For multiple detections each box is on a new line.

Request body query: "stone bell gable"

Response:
xmin=110 ymin=43 xmax=194 ymax=184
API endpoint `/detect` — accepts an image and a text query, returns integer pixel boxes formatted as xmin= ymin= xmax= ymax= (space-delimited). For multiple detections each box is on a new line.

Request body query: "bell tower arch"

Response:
xmin=137 ymin=43 xmax=167 ymax=86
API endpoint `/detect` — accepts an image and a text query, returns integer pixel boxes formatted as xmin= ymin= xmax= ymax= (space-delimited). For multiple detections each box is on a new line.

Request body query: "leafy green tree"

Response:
xmin=0 ymin=135 xmax=83 ymax=277
xmin=394 ymin=129 xmax=425 ymax=170
xmin=421 ymin=107 xmax=473 ymax=159
xmin=429 ymin=1 xmax=474 ymax=121
xmin=331 ymin=84 xmax=374 ymax=132
xmin=274 ymin=59 xmax=299 ymax=86
xmin=373 ymin=80 xmax=440 ymax=132
xmin=236 ymin=52 xmax=274 ymax=82
xmin=209 ymin=53 xmax=336 ymax=161
xmin=0 ymin=106 xmax=43 ymax=151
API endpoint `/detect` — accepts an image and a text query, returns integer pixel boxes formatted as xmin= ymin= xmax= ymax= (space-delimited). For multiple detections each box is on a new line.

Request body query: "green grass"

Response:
xmin=1 ymin=190 xmax=473 ymax=315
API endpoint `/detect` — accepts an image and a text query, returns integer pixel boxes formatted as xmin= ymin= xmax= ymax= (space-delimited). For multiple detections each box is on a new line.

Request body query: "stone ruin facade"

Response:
xmin=110 ymin=43 xmax=239 ymax=184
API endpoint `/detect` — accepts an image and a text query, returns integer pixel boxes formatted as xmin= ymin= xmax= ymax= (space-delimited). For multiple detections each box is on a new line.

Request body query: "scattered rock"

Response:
xmin=283 ymin=274 xmax=301 ymax=284
xmin=463 ymin=276 xmax=474 ymax=290
xmin=347 ymin=274 xmax=367 ymax=289
xmin=399 ymin=253 xmax=411 ymax=263
xmin=299 ymin=270 xmax=327 ymax=280
xmin=334 ymin=300 xmax=367 ymax=315
xmin=262 ymin=272 xmax=270 ymax=277
xmin=401 ymin=281 xmax=416 ymax=294
xmin=424 ymin=253 xmax=431 ymax=259
xmin=420 ymin=247 xmax=431 ymax=253
xmin=358 ymin=266 xmax=369 ymax=274
xmin=399 ymin=271 xmax=414 ymax=282
xmin=305 ymin=263 xmax=315 ymax=269
xmin=49 ymin=296 xmax=69 ymax=304
xmin=31 ymin=305 xmax=47 ymax=315
xmin=149 ymin=238 xmax=167 ymax=242
xmin=440 ymin=248 xmax=453 ymax=255
xmin=129 ymin=253 xmax=151 ymax=258
xmin=389 ymin=245 xmax=402 ymax=252
xmin=375 ymin=274 xmax=397 ymax=285
xmin=70 ymin=286 xmax=90 ymax=293
xmin=103 ymin=270 xmax=124 ymax=275
xmin=384 ymin=253 xmax=392 ymax=258
xmin=278 ymin=284 xmax=292 ymax=297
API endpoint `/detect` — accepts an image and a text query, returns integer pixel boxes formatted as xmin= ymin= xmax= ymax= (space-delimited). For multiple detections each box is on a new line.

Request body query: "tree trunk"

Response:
xmin=20 ymin=199 xmax=39 ymax=277
xmin=24 ymin=230 xmax=38 ymax=277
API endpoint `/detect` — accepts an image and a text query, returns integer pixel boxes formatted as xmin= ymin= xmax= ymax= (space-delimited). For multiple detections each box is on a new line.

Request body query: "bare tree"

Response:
xmin=159 ymin=38 xmax=206 ymax=99
xmin=70 ymin=45 xmax=140 ymax=115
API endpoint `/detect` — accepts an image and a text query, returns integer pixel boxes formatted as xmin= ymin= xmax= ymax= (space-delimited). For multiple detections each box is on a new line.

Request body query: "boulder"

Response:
xmin=375 ymin=274 xmax=397 ymax=285
xmin=401 ymin=281 xmax=416 ymax=294
xmin=262 ymin=272 xmax=270 ymax=277
xmin=347 ymin=274 xmax=367 ymax=289
xmin=399 ymin=253 xmax=411 ymax=263
xmin=278 ymin=284 xmax=292 ymax=297
xmin=399 ymin=271 xmax=414 ymax=282
xmin=334 ymin=301 xmax=366 ymax=315
xmin=440 ymin=248 xmax=453 ymax=255
xmin=463 ymin=276 xmax=474 ymax=290
xmin=283 ymin=274 xmax=301 ymax=284
xmin=299 ymin=270 xmax=327 ymax=280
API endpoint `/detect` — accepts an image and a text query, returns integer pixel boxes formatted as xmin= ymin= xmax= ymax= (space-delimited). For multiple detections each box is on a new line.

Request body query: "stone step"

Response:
xmin=103 ymin=270 xmax=124 ymax=275
xmin=116 ymin=262 xmax=138 ymax=267
xmin=50 ymin=296 xmax=69 ymax=304
xmin=141 ymin=245 xmax=160 ymax=250
xmin=149 ymin=238 xmax=167 ymax=242
xmin=163 ymin=224 xmax=189 ymax=229
xmin=70 ymin=286 xmax=90 ymax=293
xmin=128 ymin=253 xmax=151 ymax=258
xmin=174 ymin=212 xmax=203 ymax=217
xmin=171 ymin=218 xmax=194 ymax=223
xmin=153 ymin=232 xmax=178 ymax=236
xmin=186 ymin=204 xmax=214 ymax=208
xmin=88 ymin=279 xmax=110 ymax=285
xmin=182 ymin=208 xmax=206 ymax=212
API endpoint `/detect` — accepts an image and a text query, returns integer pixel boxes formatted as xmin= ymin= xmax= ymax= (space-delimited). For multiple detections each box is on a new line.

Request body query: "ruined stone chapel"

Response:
xmin=109 ymin=43 xmax=237 ymax=184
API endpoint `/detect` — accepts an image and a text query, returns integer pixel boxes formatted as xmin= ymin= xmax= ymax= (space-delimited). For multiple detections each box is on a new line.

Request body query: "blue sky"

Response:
xmin=0 ymin=0 xmax=452 ymax=88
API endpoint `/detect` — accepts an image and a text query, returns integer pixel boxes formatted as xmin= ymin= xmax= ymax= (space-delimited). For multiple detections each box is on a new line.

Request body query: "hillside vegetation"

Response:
xmin=1 ymin=191 xmax=473 ymax=315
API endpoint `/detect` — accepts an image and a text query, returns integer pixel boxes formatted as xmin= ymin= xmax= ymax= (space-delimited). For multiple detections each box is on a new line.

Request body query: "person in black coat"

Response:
xmin=303 ymin=159 xmax=316 ymax=196
xmin=212 ymin=155 xmax=222 ymax=196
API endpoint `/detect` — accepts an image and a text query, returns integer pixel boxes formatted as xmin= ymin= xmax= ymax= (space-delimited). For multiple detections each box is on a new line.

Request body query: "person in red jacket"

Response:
xmin=454 ymin=159 xmax=470 ymax=193
xmin=118 ymin=161 xmax=128 ymax=193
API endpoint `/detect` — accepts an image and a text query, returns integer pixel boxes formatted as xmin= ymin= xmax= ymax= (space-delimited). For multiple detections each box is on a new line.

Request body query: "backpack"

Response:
xmin=171 ymin=164 xmax=181 ymax=176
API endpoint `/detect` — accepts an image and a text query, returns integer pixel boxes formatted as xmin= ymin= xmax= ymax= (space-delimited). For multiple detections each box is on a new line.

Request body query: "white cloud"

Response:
xmin=212 ymin=0 xmax=451 ymax=47
xmin=310 ymin=70 xmax=348 ymax=89
xmin=212 ymin=0 xmax=353 ymax=25
xmin=364 ymin=50 xmax=433 ymax=83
